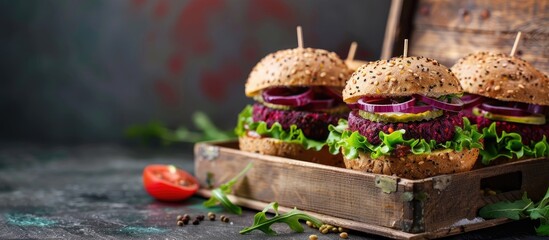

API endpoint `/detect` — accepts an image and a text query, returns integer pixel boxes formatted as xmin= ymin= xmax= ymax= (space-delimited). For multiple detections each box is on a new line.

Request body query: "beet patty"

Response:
xmin=252 ymin=103 xmax=346 ymax=140
xmin=476 ymin=116 xmax=549 ymax=144
xmin=348 ymin=110 xmax=463 ymax=145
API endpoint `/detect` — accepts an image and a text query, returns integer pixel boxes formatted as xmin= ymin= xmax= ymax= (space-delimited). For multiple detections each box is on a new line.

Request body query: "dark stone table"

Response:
xmin=0 ymin=144 xmax=543 ymax=239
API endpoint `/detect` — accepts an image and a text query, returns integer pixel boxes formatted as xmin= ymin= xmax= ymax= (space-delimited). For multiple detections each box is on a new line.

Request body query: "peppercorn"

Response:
xmin=340 ymin=232 xmax=349 ymax=239
xmin=196 ymin=215 xmax=205 ymax=221
xmin=177 ymin=220 xmax=184 ymax=226
xmin=176 ymin=215 xmax=183 ymax=221
xmin=183 ymin=214 xmax=190 ymax=221
xmin=182 ymin=218 xmax=189 ymax=225
xmin=192 ymin=219 xmax=200 ymax=225
xmin=309 ymin=234 xmax=318 ymax=240
xmin=208 ymin=212 xmax=216 ymax=221
xmin=220 ymin=215 xmax=229 ymax=223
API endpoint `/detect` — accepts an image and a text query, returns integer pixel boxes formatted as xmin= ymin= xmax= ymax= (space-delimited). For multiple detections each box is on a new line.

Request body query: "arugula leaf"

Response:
xmin=240 ymin=202 xmax=323 ymax=235
xmin=235 ymin=105 xmax=325 ymax=150
xmin=479 ymin=188 xmax=549 ymax=236
xmin=203 ymin=163 xmax=253 ymax=215
xmin=536 ymin=224 xmax=549 ymax=236
xmin=326 ymin=117 xmax=483 ymax=159
xmin=478 ymin=192 xmax=534 ymax=220
xmin=480 ymin=122 xmax=549 ymax=165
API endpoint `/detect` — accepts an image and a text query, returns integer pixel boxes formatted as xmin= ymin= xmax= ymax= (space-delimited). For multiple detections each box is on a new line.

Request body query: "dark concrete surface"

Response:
xmin=0 ymin=144 xmax=543 ymax=239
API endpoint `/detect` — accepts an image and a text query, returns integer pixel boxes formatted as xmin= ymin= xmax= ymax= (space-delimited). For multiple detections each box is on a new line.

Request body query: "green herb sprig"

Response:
xmin=240 ymin=202 xmax=323 ymax=235
xmin=203 ymin=163 xmax=253 ymax=215
xmin=126 ymin=111 xmax=235 ymax=145
xmin=479 ymin=188 xmax=549 ymax=236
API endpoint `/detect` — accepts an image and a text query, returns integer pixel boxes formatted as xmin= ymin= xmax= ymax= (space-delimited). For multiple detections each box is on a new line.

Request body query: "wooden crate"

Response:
xmin=194 ymin=141 xmax=549 ymax=239
xmin=382 ymin=0 xmax=548 ymax=73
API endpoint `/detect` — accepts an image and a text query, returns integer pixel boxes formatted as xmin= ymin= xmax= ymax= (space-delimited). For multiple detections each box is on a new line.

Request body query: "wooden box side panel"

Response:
xmin=410 ymin=0 xmax=548 ymax=72
xmin=194 ymin=142 xmax=412 ymax=230
xmin=421 ymin=158 xmax=549 ymax=232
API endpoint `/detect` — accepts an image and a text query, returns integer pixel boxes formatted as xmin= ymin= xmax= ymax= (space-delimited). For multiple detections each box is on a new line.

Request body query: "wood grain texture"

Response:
xmin=195 ymin=142 xmax=411 ymax=230
xmin=194 ymin=141 xmax=549 ymax=238
xmin=420 ymin=158 xmax=549 ymax=232
xmin=414 ymin=0 xmax=549 ymax=32
xmin=410 ymin=0 xmax=549 ymax=72
xmin=409 ymin=28 xmax=549 ymax=72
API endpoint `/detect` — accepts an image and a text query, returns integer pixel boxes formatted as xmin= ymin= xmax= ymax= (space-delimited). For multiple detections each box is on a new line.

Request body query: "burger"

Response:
xmin=451 ymin=52 xmax=549 ymax=165
xmin=235 ymin=47 xmax=352 ymax=166
xmin=327 ymin=56 xmax=483 ymax=179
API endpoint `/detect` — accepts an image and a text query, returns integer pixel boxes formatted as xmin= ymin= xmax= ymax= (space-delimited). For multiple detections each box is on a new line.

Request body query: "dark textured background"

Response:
xmin=0 ymin=0 xmax=391 ymax=143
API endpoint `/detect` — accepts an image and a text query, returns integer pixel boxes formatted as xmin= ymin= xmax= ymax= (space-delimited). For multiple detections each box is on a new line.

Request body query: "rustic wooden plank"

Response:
xmin=194 ymin=142 xmax=412 ymax=230
xmin=382 ymin=0 xmax=404 ymax=59
xmin=409 ymin=28 xmax=549 ymax=72
xmin=197 ymin=189 xmax=516 ymax=240
xmin=414 ymin=0 xmax=549 ymax=32
xmin=197 ymin=189 xmax=420 ymax=240
xmin=194 ymin=141 xmax=549 ymax=237
xmin=420 ymin=158 xmax=549 ymax=232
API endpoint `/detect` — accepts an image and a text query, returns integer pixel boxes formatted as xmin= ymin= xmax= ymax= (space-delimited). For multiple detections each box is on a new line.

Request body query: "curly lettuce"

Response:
xmin=234 ymin=105 xmax=325 ymax=150
xmin=326 ymin=117 xmax=483 ymax=160
xmin=480 ymin=122 xmax=549 ymax=165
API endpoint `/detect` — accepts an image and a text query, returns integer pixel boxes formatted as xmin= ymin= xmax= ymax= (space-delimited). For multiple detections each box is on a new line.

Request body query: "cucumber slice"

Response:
xmin=359 ymin=110 xmax=444 ymax=123
xmin=472 ymin=107 xmax=546 ymax=125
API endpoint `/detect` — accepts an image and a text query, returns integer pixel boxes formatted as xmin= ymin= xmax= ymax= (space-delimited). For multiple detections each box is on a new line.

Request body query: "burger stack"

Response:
xmin=234 ymin=33 xmax=548 ymax=180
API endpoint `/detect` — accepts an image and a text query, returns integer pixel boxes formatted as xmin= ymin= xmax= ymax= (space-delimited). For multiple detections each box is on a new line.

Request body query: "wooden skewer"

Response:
xmin=403 ymin=39 xmax=409 ymax=58
xmin=510 ymin=31 xmax=522 ymax=57
xmin=296 ymin=26 xmax=303 ymax=49
xmin=346 ymin=42 xmax=358 ymax=61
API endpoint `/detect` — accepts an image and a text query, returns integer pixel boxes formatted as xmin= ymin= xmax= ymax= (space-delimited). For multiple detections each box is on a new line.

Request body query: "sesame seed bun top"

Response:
xmin=342 ymin=56 xmax=462 ymax=103
xmin=451 ymin=52 xmax=549 ymax=106
xmin=245 ymin=48 xmax=351 ymax=97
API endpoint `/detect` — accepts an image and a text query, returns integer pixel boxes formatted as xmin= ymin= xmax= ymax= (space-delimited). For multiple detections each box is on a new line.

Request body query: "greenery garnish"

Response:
xmin=479 ymin=122 xmax=549 ymax=164
xmin=240 ymin=202 xmax=323 ymax=235
xmin=326 ymin=117 xmax=483 ymax=159
xmin=235 ymin=105 xmax=325 ymax=151
xmin=126 ymin=111 xmax=235 ymax=145
xmin=479 ymin=188 xmax=549 ymax=236
xmin=203 ymin=163 xmax=253 ymax=215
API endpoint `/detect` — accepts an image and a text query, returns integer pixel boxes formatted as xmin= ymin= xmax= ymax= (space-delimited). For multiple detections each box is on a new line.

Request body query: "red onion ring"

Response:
xmin=527 ymin=104 xmax=546 ymax=115
xmin=303 ymin=99 xmax=336 ymax=109
xmin=478 ymin=102 xmax=533 ymax=117
xmin=414 ymin=94 xmax=463 ymax=112
xmin=399 ymin=105 xmax=436 ymax=114
xmin=262 ymin=87 xmax=314 ymax=106
xmin=356 ymin=97 xmax=416 ymax=113
xmin=461 ymin=94 xmax=485 ymax=108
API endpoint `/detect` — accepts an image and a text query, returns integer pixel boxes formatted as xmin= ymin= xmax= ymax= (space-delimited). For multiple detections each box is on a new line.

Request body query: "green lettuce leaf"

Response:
xmin=479 ymin=122 xmax=549 ymax=165
xmin=234 ymin=105 xmax=325 ymax=151
xmin=326 ymin=117 xmax=483 ymax=159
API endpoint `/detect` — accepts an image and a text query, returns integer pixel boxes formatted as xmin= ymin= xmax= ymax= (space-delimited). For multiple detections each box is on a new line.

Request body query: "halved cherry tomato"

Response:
xmin=143 ymin=165 xmax=199 ymax=201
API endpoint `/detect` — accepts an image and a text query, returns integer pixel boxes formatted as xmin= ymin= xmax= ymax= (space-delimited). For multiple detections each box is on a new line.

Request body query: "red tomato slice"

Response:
xmin=143 ymin=165 xmax=199 ymax=201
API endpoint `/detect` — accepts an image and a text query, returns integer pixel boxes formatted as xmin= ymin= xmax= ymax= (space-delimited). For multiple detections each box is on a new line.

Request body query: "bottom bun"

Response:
xmin=343 ymin=148 xmax=479 ymax=179
xmin=239 ymin=136 xmax=344 ymax=167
